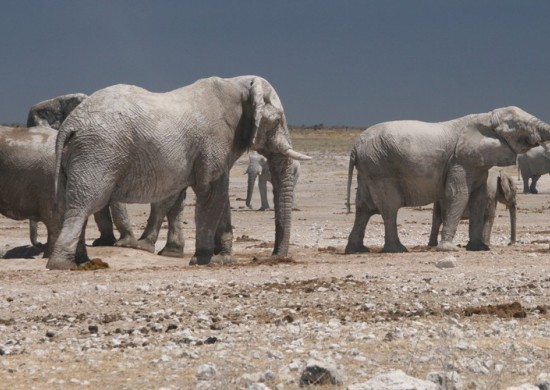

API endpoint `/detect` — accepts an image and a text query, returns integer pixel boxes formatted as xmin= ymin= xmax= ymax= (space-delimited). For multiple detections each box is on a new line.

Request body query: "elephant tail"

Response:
xmin=53 ymin=127 xmax=74 ymax=202
xmin=346 ymin=148 xmax=356 ymax=214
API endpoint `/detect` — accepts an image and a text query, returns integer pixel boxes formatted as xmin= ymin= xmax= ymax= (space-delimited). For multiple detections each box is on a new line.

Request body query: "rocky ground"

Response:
xmin=0 ymin=129 xmax=549 ymax=389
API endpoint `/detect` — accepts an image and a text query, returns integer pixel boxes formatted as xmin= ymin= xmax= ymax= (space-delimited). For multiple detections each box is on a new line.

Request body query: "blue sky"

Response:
xmin=1 ymin=1 xmax=549 ymax=127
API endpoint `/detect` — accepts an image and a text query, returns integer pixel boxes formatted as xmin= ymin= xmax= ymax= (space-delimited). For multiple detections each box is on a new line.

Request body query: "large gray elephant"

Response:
xmin=517 ymin=145 xmax=550 ymax=194
xmin=47 ymin=75 xmax=310 ymax=270
xmin=245 ymin=151 xmax=301 ymax=210
xmin=0 ymin=125 xmax=134 ymax=257
xmin=345 ymin=106 xmax=550 ymax=254
xmin=27 ymin=93 xmax=88 ymax=129
xmin=429 ymin=170 xmax=517 ymax=247
xmin=25 ymin=92 xmax=136 ymax=249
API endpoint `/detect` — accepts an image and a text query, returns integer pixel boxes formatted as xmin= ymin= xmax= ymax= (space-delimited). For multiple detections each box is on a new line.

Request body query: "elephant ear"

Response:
xmin=250 ymin=78 xmax=266 ymax=146
xmin=455 ymin=116 xmax=517 ymax=167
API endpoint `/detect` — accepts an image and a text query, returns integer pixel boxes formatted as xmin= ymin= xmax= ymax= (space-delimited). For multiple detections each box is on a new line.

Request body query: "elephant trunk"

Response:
xmin=509 ymin=204 xmax=516 ymax=245
xmin=246 ymin=170 xmax=257 ymax=208
xmin=269 ymin=155 xmax=297 ymax=257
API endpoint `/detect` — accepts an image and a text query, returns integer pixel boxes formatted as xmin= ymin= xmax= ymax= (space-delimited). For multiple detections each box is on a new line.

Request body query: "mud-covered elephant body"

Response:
xmin=245 ymin=151 xmax=300 ymax=210
xmin=48 ymin=76 xmax=310 ymax=270
xmin=27 ymin=93 xmax=88 ymax=129
xmin=429 ymin=170 xmax=517 ymax=247
xmin=0 ymin=126 xmax=133 ymax=256
xmin=346 ymin=106 xmax=550 ymax=254
xmin=517 ymin=145 xmax=550 ymax=194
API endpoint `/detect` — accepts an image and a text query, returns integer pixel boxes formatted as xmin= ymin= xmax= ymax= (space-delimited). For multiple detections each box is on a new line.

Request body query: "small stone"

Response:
xmin=248 ymin=384 xmax=270 ymax=390
xmin=204 ymin=336 xmax=218 ymax=344
xmin=166 ymin=323 xmax=178 ymax=332
xmin=537 ymin=373 xmax=550 ymax=390
xmin=45 ymin=331 xmax=55 ymax=338
xmin=196 ymin=363 xmax=217 ymax=381
xmin=88 ymin=325 xmax=99 ymax=334
xmin=436 ymin=256 xmax=457 ymax=269
xmin=299 ymin=360 xmax=343 ymax=386
xmin=427 ymin=370 xmax=464 ymax=390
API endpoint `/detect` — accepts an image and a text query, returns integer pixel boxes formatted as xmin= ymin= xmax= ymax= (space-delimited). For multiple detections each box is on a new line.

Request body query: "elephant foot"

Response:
xmin=427 ymin=238 xmax=438 ymax=247
xmin=92 ymin=234 xmax=116 ymax=247
xmin=344 ymin=243 xmax=370 ymax=254
xmin=258 ymin=206 xmax=270 ymax=211
xmin=436 ymin=241 xmax=459 ymax=252
xmin=530 ymin=189 xmax=538 ymax=194
xmin=134 ymin=239 xmax=156 ymax=253
xmin=46 ymin=253 xmax=86 ymax=270
xmin=189 ymin=253 xmax=233 ymax=266
xmin=465 ymin=241 xmax=490 ymax=251
xmin=114 ymin=236 xmax=138 ymax=249
xmin=382 ymin=242 xmax=408 ymax=253
xmin=158 ymin=244 xmax=184 ymax=258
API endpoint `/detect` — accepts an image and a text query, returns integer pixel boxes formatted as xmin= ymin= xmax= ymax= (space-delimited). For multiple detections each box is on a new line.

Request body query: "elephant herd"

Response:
xmin=1 ymin=75 xmax=549 ymax=270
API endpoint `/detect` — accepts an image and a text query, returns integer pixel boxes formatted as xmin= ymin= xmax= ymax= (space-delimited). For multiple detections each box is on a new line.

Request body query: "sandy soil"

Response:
xmin=0 ymin=129 xmax=549 ymax=389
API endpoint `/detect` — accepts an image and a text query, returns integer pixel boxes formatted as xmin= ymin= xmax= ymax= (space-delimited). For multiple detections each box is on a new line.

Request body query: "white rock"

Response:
xmin=436 ymin=256 xmax=457 ymax=269
xmin=196 ymin=363 xmax=217 ymax=381
xmin=348 ymin=369 xmax=438 ymax=390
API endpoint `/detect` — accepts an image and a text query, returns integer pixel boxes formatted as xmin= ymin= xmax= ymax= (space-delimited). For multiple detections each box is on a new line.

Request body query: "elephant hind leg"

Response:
xmin=345 ymin=182 xmax=377 ymax=254
xmin=91 ymin=206 xmax=116 ymax=246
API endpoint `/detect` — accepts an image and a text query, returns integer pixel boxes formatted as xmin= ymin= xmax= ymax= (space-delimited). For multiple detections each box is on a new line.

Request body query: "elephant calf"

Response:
xmin=429 ymin=171 xmax=516 ymax=247
xmin=245 ymin=151 xmax=300 ymax=210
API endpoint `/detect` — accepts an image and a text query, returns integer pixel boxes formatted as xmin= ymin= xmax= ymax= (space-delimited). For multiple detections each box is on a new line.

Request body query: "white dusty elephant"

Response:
xmin=47 ymin=75 xmax=311 ymax=270
xmin=27 ymin=94 xmax=191 ymax=256
xmin=345 ymin=106 xmax=550 ymax=254
xmin=429 ymin=170 xmax=517 ymax=247
xmin=245 ymin=151 xmax=300 ymax=210
xmin=24 ymin=93 xmax=137 ymax=249
xmin=26 ymin=93 xmax=88 ymax=129
xmin=0 ymin=126 xmax=134 ymax=257
xmin=517 ymin=144 xmax=550 ymax=194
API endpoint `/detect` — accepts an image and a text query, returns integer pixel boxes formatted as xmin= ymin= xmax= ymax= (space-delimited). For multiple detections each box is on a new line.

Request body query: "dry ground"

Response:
xmin=0 ymin=128 xmax=549 ymax=389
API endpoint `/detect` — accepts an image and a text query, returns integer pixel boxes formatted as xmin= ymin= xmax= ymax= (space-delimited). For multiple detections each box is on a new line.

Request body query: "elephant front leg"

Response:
xmin=466 ymin=185 xmax=490 ymax=251
xmin=159 ymin=190 xmax=187 ymax=258
xmin=529 ymin=175 xmax=541 ymax=194
xmin=214 ymin=196 xmax=233 ymax=259
xmin=190 ymin=176 xmax=232 ymax=265
xmin=437 ymin=166 xmax=469 ymax=252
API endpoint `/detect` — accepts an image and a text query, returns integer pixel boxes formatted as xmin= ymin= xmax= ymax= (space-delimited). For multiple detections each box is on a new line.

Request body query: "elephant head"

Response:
xmin=491 ymin=106 xmax=550 ymax=154
xmin=27 ymin=93 xmax=88 ymax=129
xmin=241 ymin=77 xmax=311 ymax=256
xmin=456 ymin=106 xmax=550 ymax=168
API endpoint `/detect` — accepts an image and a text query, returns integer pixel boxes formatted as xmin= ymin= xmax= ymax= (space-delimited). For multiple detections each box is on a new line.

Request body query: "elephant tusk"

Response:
xmin=283 ymin=148 xmax=312 ymax=161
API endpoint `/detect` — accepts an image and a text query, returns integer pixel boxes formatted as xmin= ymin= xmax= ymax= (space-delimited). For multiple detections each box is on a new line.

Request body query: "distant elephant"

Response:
xmin=0 ymin=125 xmax=134 ymax=257
xmin=245 ymin=151 xmax=301 ymax=211
xmin=429 ymin=171 xmax=516 ymax=247
xmin=26 ymin=93 xmax=88 ymax=129
xmin=345 ymin=106 xmax=550 ymax=254
xmin=47 ymin=75 xmax=311 ymax=270
xmin=517 ymin=145 xmax=550 ymax=194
